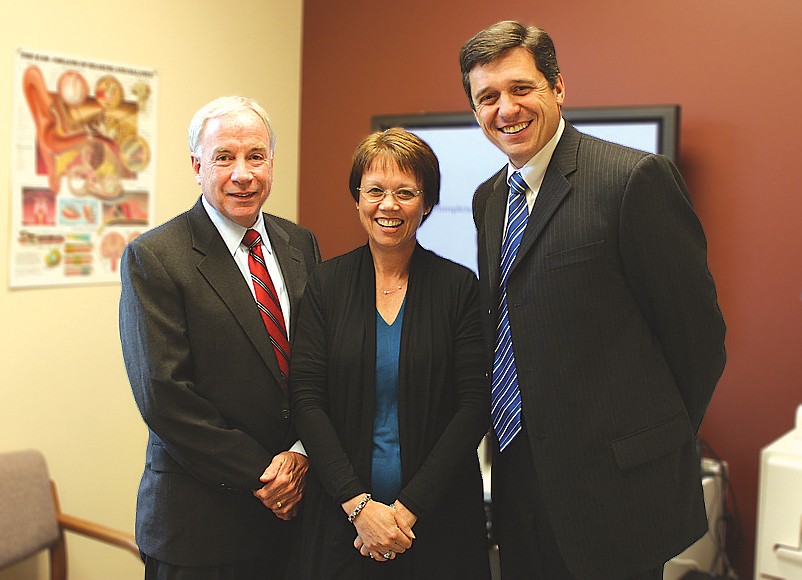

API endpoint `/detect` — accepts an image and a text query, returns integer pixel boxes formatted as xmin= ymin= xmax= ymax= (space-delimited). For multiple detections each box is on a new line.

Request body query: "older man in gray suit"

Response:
xmin=461 ymin=22 xmax=726 ymax=580
xmin=120 ymin=96 xmax=320 ymax=579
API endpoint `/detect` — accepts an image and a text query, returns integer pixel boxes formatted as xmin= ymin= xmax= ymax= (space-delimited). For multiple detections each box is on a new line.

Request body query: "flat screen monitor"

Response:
xmin=371 ymin=105 xmax=680 ymax=274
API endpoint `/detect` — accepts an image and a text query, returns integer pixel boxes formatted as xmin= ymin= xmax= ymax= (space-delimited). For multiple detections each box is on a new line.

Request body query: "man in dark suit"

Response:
xmin=120 ymin=96 xmax=320 ymax=579
xmin=460 ymin=22 xmax=726 ymax=579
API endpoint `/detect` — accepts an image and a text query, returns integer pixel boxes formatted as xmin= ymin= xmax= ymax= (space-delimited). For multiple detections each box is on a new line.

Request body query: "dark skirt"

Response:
xmin=287 ymin=469 xmax=491 ymax=580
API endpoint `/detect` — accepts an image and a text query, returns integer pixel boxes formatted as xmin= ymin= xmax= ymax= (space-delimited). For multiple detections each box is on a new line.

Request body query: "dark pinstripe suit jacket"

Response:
xmin=473 ymin=122 xmax=726 ymax=578
xmin=120 ymin=197 xmax=320 ymax=566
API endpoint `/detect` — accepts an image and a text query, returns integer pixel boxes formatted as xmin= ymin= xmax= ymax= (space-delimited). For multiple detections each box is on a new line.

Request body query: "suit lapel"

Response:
xmin=512 ymin=122 xmax=580 ymax=270
xmin=264 ymin=214 xmax=305 ymax=337
xmin=484 ymin=170 xmax=508 ymax=292
xmin=187 ymin=200 xmax=284 ymax=385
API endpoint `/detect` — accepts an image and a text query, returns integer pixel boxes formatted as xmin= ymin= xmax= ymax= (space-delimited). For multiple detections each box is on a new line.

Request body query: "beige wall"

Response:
xmin=0 ymin=2 xmax=303 ymax=578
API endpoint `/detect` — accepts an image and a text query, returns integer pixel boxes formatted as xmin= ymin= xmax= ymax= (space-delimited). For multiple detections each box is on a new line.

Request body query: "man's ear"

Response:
xmin=554 ymin=73 xmax=566 ymax=106
xmin=191 ymin=156 xmax=201 ymax=184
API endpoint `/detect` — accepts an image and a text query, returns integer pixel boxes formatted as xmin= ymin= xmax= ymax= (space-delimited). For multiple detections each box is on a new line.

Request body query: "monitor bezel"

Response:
xmin=372 ymin=104 xmax=680 ymax=163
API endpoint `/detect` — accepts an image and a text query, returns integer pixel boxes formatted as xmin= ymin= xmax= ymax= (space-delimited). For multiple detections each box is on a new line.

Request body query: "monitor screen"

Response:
xmin=372 ymin=105 xmax=680 ymax=274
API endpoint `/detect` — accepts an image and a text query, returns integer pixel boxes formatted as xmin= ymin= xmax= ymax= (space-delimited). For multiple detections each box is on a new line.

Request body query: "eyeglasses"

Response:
xmin=357 ymin=186 xmax=423 ymax=205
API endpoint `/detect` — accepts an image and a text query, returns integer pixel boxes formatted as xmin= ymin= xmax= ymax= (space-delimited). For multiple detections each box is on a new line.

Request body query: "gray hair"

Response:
xmin=188 ymin=96 xmax=275 ymax=157
xmin=459 ymin=21 xmax=560 ymax=110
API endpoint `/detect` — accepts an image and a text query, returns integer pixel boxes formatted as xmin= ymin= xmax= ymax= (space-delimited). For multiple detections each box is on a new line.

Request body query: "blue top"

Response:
xmin=370 ymin=300 xmax=405 ymax=504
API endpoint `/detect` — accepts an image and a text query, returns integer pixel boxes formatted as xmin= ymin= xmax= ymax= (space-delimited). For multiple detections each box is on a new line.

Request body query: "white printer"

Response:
xmin=755 ymin=404 xmax=802 ymax=579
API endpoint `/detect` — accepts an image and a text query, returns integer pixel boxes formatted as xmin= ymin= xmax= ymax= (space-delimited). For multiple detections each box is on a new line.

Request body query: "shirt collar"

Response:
xmin=201 ymin=196 xmax=271 ymax=257
xmin=507 ymin=116 xmax=566 ymax=190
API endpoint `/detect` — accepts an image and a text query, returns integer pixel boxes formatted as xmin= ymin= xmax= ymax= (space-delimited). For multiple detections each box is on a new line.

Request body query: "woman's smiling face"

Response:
xmin=357 ymin=158 xmax=429 ymax=255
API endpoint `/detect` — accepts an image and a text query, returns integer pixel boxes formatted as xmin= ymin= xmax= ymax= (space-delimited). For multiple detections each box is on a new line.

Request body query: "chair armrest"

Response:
xmin=57 ymin=513 xmax=140 ymax=559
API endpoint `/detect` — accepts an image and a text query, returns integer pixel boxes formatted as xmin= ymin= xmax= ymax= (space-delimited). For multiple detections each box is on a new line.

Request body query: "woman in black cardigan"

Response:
xmin=289 ymin=129 xmax=491 ymax=579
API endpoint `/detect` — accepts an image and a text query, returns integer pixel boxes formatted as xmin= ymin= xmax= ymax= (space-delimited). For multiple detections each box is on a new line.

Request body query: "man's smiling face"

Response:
xmin=469 ymin=47 xmax=565 ymax=168
xmin=192 ymin=109 xmax=273 ymax=228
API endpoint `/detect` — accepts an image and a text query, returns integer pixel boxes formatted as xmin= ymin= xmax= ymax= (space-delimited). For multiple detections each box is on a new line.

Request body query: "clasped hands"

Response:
xmin=347 ymin=497 xmax=417 ymax=563
xmin=252 ymin=451 xmax=309 ymax=520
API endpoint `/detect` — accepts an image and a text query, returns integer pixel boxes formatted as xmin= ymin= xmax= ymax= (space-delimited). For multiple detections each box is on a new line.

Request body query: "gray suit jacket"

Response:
xmin=120 ymin=197 xmax=320 ymax=566
xmin=473 ymin=122 xmax=726 ymax=578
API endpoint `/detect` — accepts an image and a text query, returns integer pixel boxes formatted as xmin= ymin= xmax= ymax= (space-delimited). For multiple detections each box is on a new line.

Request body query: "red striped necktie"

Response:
xmin=242 ymin=229 xmax=290 ymax=383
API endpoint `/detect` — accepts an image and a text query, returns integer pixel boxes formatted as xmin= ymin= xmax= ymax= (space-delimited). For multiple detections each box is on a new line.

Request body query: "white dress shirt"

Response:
xmin=505 ymin=116 xmax=566 ymax=216
xmin=201 ymin=196 xmax=291 ymax=335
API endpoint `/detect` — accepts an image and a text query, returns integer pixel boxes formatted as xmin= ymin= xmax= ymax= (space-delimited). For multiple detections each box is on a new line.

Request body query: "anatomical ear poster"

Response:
xmin=10 ymin=48 xmax=157 ymax=288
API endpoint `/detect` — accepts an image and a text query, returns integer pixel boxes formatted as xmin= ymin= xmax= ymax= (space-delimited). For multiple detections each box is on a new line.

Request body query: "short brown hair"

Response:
xmin=349 ymin=128 xmax=440 ymax=222
xmin=459 ymin=21 xmax=560 ymax=110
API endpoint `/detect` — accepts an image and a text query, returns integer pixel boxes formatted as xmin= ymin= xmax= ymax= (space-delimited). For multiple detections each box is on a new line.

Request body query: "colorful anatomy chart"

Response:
xmin=11 ymin=49 xmax=157 ymax=288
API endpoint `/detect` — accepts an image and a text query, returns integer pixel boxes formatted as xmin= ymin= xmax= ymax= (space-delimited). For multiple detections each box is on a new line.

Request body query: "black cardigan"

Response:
xmin=289 ymin=244 xmax=491 ymax=579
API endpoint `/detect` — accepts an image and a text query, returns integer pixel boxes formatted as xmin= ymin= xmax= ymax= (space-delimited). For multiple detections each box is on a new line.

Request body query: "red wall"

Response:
xmin=299 ymin=1 xmax=802 ymax=576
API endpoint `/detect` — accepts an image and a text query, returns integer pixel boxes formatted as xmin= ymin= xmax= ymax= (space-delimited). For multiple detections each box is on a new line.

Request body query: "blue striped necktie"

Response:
xmin=492 ymin=171 xmax=528 ymax=451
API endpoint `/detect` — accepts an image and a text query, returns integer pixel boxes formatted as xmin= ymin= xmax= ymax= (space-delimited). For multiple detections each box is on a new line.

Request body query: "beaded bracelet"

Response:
xmin=347 ymin=493 xmax=372 ymax=523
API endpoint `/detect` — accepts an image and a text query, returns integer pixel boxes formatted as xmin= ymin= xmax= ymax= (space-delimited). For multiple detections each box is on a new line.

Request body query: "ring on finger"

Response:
xmin=276 ymin=500 xmax=282 ymax=508
xmin=383 ymin=551 xmax=393 ymax=559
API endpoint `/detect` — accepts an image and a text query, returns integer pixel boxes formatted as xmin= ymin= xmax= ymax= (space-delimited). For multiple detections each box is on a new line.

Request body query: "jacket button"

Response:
xmin=281 ymin=408 xmax=290 ymax=419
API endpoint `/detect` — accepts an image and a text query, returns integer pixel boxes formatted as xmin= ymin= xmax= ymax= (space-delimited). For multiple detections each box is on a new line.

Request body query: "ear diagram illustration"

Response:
xmin=23 ymin=65 xmax=150 ymax=200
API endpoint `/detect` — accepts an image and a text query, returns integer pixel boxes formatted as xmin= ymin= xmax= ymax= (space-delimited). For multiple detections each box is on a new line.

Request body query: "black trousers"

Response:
xmin=143 ymin=552 xmax=284 ymax=580
xmin=491 ymin=426 xmax=664 ymax=580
